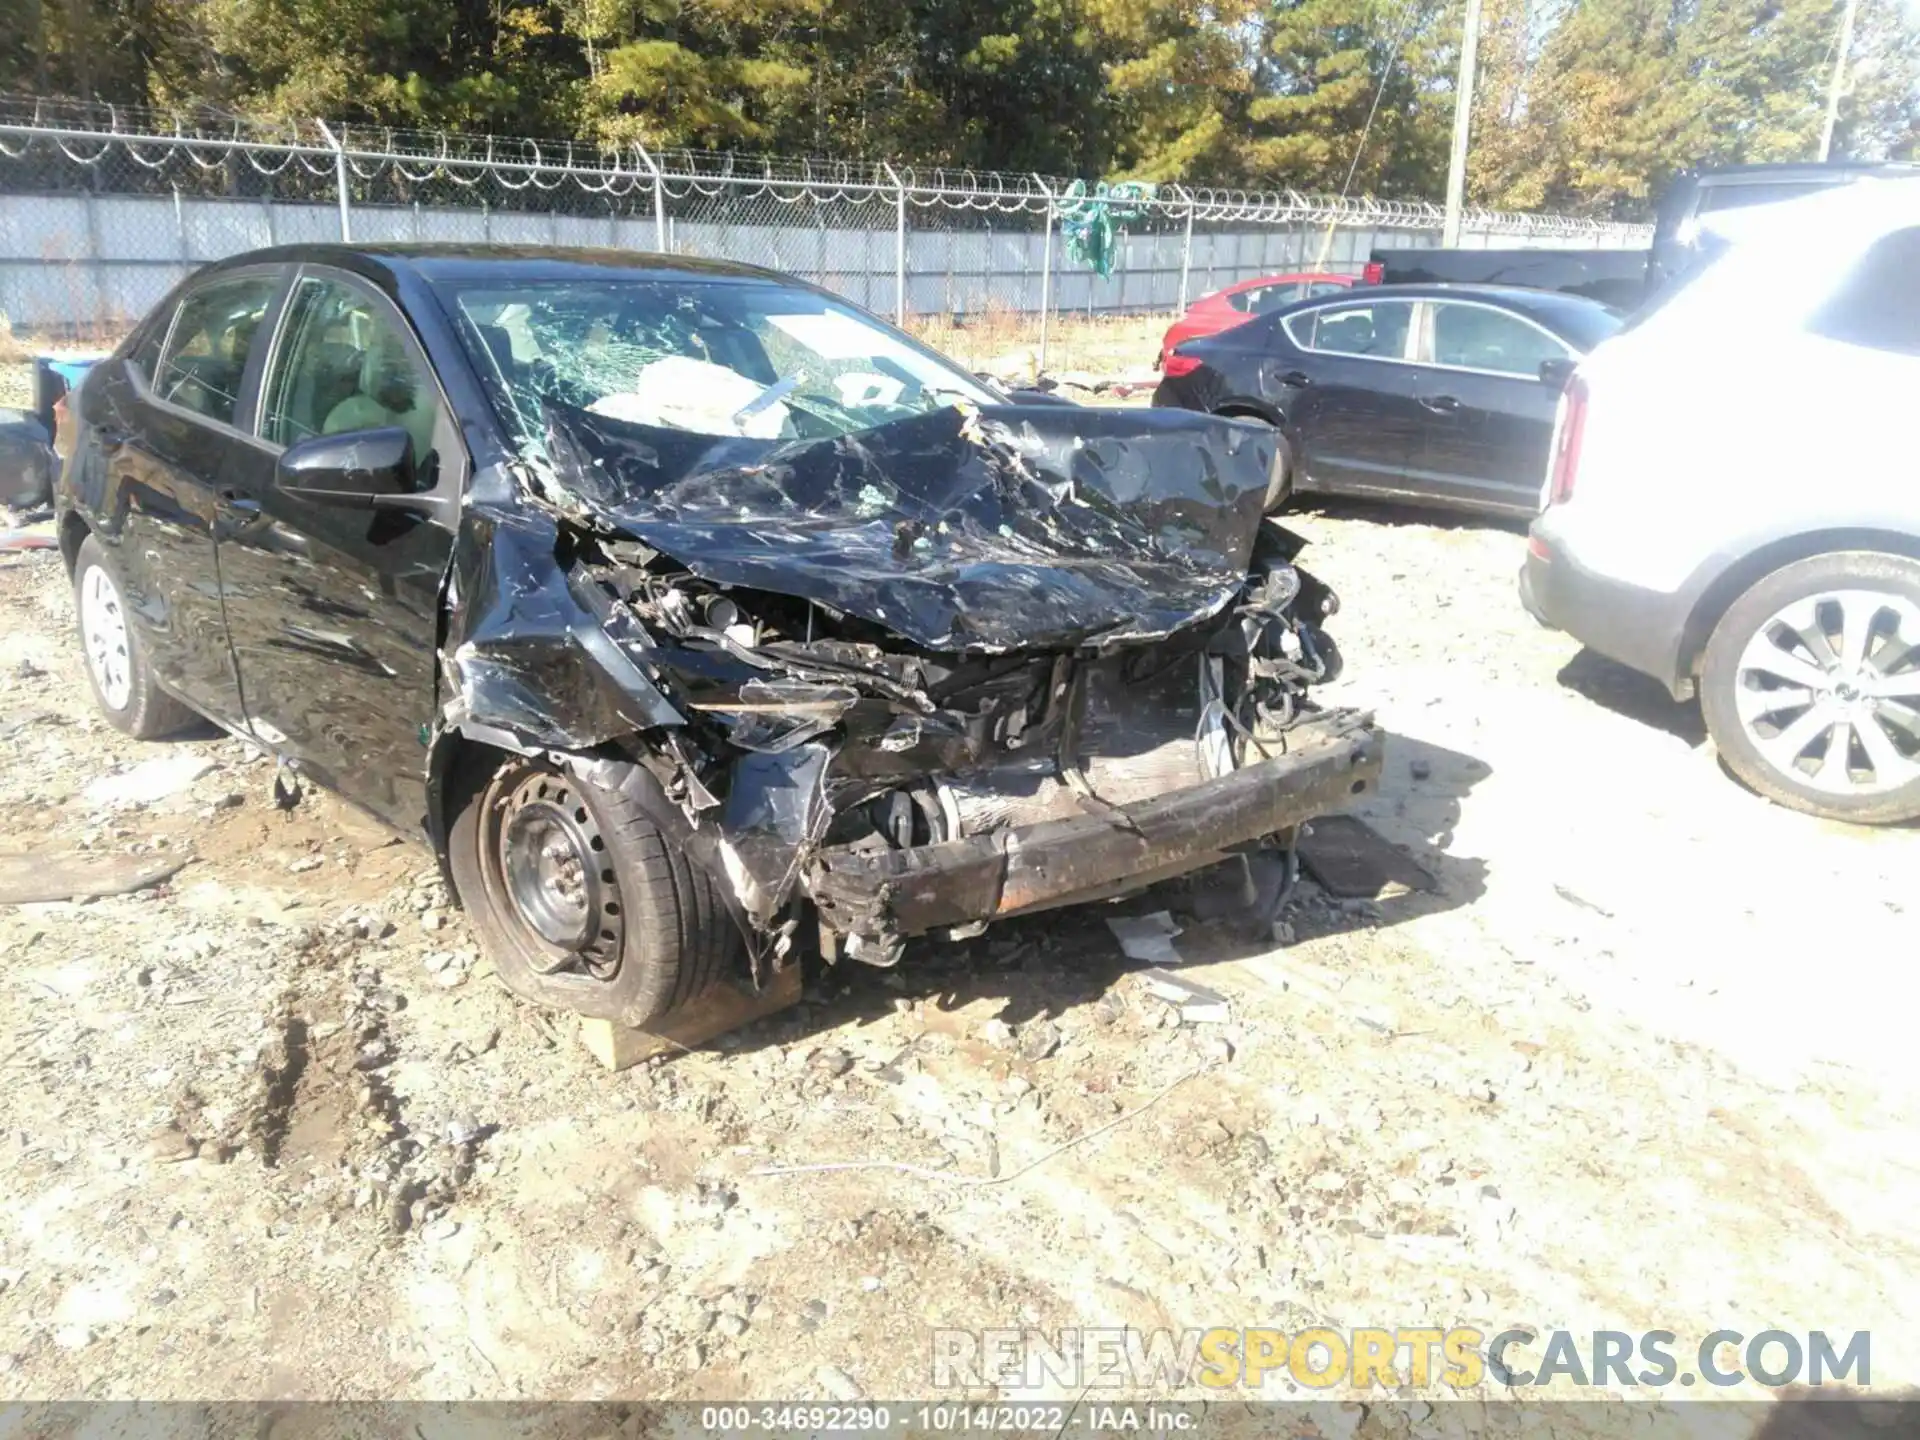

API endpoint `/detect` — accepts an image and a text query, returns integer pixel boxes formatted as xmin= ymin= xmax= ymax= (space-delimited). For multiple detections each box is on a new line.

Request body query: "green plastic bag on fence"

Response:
xmin=1055 ymin=179 xmax=1158 ymax=279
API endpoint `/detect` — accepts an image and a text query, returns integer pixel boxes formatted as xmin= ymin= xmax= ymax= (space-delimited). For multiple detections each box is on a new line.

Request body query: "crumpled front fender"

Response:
xmin=438 ymin=504 xmax=682 ymax=753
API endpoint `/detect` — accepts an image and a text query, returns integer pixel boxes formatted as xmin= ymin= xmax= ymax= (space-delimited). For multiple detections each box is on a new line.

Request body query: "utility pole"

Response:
xmin=1819 ymin=0 xmax=1862 ymax=161
xmin=1442 ymin=0 xmax=1484 ymax=246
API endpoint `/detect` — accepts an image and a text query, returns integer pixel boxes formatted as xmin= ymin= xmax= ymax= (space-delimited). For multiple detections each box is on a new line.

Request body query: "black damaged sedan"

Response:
xmin=58 ymin=245 xmax=1381 ymax=1030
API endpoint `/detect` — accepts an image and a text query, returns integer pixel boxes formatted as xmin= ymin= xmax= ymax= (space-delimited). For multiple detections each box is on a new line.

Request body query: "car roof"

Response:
xmin=1270 ymin=281 xmax=1623 ymax=346
xmin=1217 ymin=271 xmax=1352 ymax=293
xmin=1692 ymin=173 xmax=1920 ymax=255
xmin=1688 ymin=161 xmax=1920 ymax=184
xmin=193 ymin=243 xmax=799 ymax=288
xmin=1281 ymin=281 xmax=1607 ymax=317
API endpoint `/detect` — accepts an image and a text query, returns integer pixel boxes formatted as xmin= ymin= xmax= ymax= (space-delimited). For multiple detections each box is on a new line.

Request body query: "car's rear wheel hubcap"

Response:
xmin=1734 ymin=589 xmax=1920 ymax=796
xmin=80 ymin=565 xmax=133 ymax=711
xmin=490 ymin=769 xmax=623 ymax=978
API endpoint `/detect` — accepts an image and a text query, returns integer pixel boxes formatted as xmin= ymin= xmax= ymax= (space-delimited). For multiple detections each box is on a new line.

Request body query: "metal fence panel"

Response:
xmin=0 ymin=99 xmax=1652 ymax=367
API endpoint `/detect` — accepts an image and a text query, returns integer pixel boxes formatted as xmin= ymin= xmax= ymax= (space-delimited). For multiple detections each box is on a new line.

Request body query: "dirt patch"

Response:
xmin=0 ymin=509 xmax=1915 ymax=1417
xmin=906 ymin=310 xmax=1167 ymax=383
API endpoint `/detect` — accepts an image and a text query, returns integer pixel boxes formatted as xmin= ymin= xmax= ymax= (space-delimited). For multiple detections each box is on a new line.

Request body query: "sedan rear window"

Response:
xmin=153 ymin=274 xmax=280 ymax=426
xmin=448 ymin=279 xmax=995 ymax=450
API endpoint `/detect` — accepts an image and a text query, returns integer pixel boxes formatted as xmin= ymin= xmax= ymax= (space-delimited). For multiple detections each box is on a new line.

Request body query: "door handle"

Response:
xmin=1420 ymin=394 xmax=1460 ymax=412
xmin=217 ymin=487 xmax=262 ymax=515
xmin=1279 ymin=371 xmax=1312 ymax=388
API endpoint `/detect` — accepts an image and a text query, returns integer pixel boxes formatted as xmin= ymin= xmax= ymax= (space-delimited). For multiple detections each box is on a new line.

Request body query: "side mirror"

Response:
xmin=1539 ymin=357 xmax=1577 ymax=391
xmin=277 ymin=427 xmax=414 ymax=508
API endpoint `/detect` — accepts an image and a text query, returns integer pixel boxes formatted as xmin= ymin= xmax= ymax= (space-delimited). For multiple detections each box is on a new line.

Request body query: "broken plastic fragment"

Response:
xmin=1106 ymin=911 xmax=1184 ymax=965
xmin=694 ymin=679 xmax=858 ymax=753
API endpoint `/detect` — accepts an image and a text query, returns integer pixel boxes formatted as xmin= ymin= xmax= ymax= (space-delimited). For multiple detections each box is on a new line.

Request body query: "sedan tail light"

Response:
xmin=1546 ymin=374 xmax=1589 ymax=507
xmin=1162 ymin=353 xmax=1202 ymax=378
xmin=1361 ymin=261 xmax=1385 ymax=284
xmin=51 ymin=393 xmax=73 ymax=463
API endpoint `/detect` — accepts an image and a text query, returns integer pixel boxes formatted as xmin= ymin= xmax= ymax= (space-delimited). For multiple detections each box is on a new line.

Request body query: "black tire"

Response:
xmin=71 ymin=535 xmax=198 ymax=740
xmin=1700 ymin=550 xmax=1920 ymax=825
xmin=1218 ymin=410 xmax=1295 ymax=512
xmin=446 ymin=750 xmax=742 ymax=1026
xmin=1263 ymin=431 xmax=1295 ymax=513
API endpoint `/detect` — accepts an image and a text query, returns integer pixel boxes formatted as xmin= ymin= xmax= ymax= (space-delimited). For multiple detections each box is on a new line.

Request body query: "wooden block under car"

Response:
xmin=578 ymin=964 xmax=803 ymax=1071
xmin=1296 ymin=814 xmax=1435 ymax=899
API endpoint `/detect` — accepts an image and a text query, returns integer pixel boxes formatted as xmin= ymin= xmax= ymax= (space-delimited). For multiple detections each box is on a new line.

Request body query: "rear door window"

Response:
xmin=1696 ymin=180 xmax=1836 ymax=215
xmin=1286 ymin=300 xmax=1415 ymax=359
xmin=152 ymin=273 xmax=281 ymax=427
xmin=1806 ymin=227 xmax=1920 ymax=357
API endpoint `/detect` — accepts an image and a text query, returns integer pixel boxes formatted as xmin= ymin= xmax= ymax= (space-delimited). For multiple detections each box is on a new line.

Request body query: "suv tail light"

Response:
xmin=1162 ymin=353 xmax=1202 ymax=378
xmin=1547 ymin=374 xmax=1588 ymax=506
xmin=1361 ymin=261 xmax=1385 ymax=284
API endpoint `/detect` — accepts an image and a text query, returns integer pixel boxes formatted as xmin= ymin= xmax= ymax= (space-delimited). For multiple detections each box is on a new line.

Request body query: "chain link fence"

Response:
xmin=0 ymin=95 xmax=1651 ymax=373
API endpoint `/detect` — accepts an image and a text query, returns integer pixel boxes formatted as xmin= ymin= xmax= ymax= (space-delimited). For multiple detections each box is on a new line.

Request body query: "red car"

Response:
xmin=1157 ymin=272 xmax=1357 ymax=368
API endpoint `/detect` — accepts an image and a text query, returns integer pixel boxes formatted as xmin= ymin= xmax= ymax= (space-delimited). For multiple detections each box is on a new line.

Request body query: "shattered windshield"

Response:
xmin=448 ymin=277 xmax=997 ymax=454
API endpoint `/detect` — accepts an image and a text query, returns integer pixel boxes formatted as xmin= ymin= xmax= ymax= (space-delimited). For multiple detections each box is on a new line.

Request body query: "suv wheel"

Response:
xmin=1700 ymin=551 xmax=1920 ymax=824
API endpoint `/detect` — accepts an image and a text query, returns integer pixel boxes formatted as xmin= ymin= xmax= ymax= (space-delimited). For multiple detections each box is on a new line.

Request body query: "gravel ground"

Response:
xmin=0 ymin=497 xmax=1914 ymax=1425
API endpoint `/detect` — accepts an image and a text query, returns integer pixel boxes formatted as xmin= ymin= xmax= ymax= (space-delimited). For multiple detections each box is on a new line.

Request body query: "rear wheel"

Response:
xmin=1218 ymin=410 xmax=1294 ymax=512
xmin=72 ymin=535 xmax=197 ymax=740
xmin=446 ymin=751 xmax=741 ymax=1026
xmin=1700 ymin=551 xmax=1920 ymax=824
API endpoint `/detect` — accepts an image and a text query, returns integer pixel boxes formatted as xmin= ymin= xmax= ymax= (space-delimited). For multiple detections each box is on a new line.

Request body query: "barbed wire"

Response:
xmin=0 ymin=93 xmax=1652 ymax=243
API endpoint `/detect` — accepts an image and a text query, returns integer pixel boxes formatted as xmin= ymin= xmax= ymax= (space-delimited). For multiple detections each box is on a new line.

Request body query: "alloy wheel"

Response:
xmin=1733 ymin=588 xmax=1920 ymax=796
xmin=80 ymin=564 xmax=133 ymax=711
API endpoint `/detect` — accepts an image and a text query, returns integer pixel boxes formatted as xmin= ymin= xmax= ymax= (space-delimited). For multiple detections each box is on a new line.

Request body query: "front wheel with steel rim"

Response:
xmin=445 ymin=751 xmax=741 ymax=1026
xmin=70 ymin=534 xmax=196 ymax=740
xmin=1701 ymin=550 xmax=1920 ymax=825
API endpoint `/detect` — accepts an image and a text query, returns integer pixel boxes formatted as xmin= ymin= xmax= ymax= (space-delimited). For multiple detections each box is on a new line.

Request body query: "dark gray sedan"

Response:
xmin=1153 ymin=282 xmax=1622 ymax=519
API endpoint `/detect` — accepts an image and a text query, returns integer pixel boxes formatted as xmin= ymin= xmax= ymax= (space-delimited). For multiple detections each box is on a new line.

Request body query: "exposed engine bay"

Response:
xmin=440 ymin=397 xmax=1383 ymax=986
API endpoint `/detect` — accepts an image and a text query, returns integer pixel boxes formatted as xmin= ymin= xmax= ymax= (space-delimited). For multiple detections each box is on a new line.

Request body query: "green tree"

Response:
xmin=1471 ymin=0 xmax=1920 ymax=217
xmin=1242 ymin=0 xmax=1455 ymax=195
xmin=10 ymin=0 xmax=1920 ymax=211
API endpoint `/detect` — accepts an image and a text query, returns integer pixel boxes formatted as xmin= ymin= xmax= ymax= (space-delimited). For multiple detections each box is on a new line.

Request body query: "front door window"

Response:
xmin=260 ymin=276 xmax=442 ymax=485
xmin=1426 ymin=303 xmax=1570 ymax=377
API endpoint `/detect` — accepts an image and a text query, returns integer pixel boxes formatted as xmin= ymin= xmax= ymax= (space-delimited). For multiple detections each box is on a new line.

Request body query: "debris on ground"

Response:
xmin=0 ymin=524 xmax=56 ymax=554
xmin=82 ymin=755 xmax=219 ymax=808
xmin=1139 ymin=969 xmax=1232 ymax=1023
xmin=0 ymin=847 xmax=191 ymax=904
xmin=1105 ymin=910 xmax=1183 ymax=963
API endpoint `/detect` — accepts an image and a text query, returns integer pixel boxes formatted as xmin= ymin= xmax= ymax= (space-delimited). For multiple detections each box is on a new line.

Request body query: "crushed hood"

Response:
xmin=540 ymin=402 xmax=1279 ymax=652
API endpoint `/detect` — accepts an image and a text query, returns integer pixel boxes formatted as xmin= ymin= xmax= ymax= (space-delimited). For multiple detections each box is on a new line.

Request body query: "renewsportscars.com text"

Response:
xmin=930 ymin=1327 xmax=1871 ymax=1391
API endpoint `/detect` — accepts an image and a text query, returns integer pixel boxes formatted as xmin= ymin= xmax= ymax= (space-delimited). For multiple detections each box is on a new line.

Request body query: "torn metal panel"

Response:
xmin=439 ymin=397 xmax=1377 ymax=974
xmin=807 ymin=710 xmax=1381 ymax=939
xmin=439 ymin=504 xmax=683 ymax=751
xmin=542 ymin=401 xmax=1280 ymax=652
xmin=718 ymin=744 xmax=833 ymax=924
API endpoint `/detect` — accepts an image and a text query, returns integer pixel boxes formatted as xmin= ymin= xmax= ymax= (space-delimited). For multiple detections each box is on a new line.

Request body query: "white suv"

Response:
xmin=1522 ymin=177 xmax=1920 ymax=824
